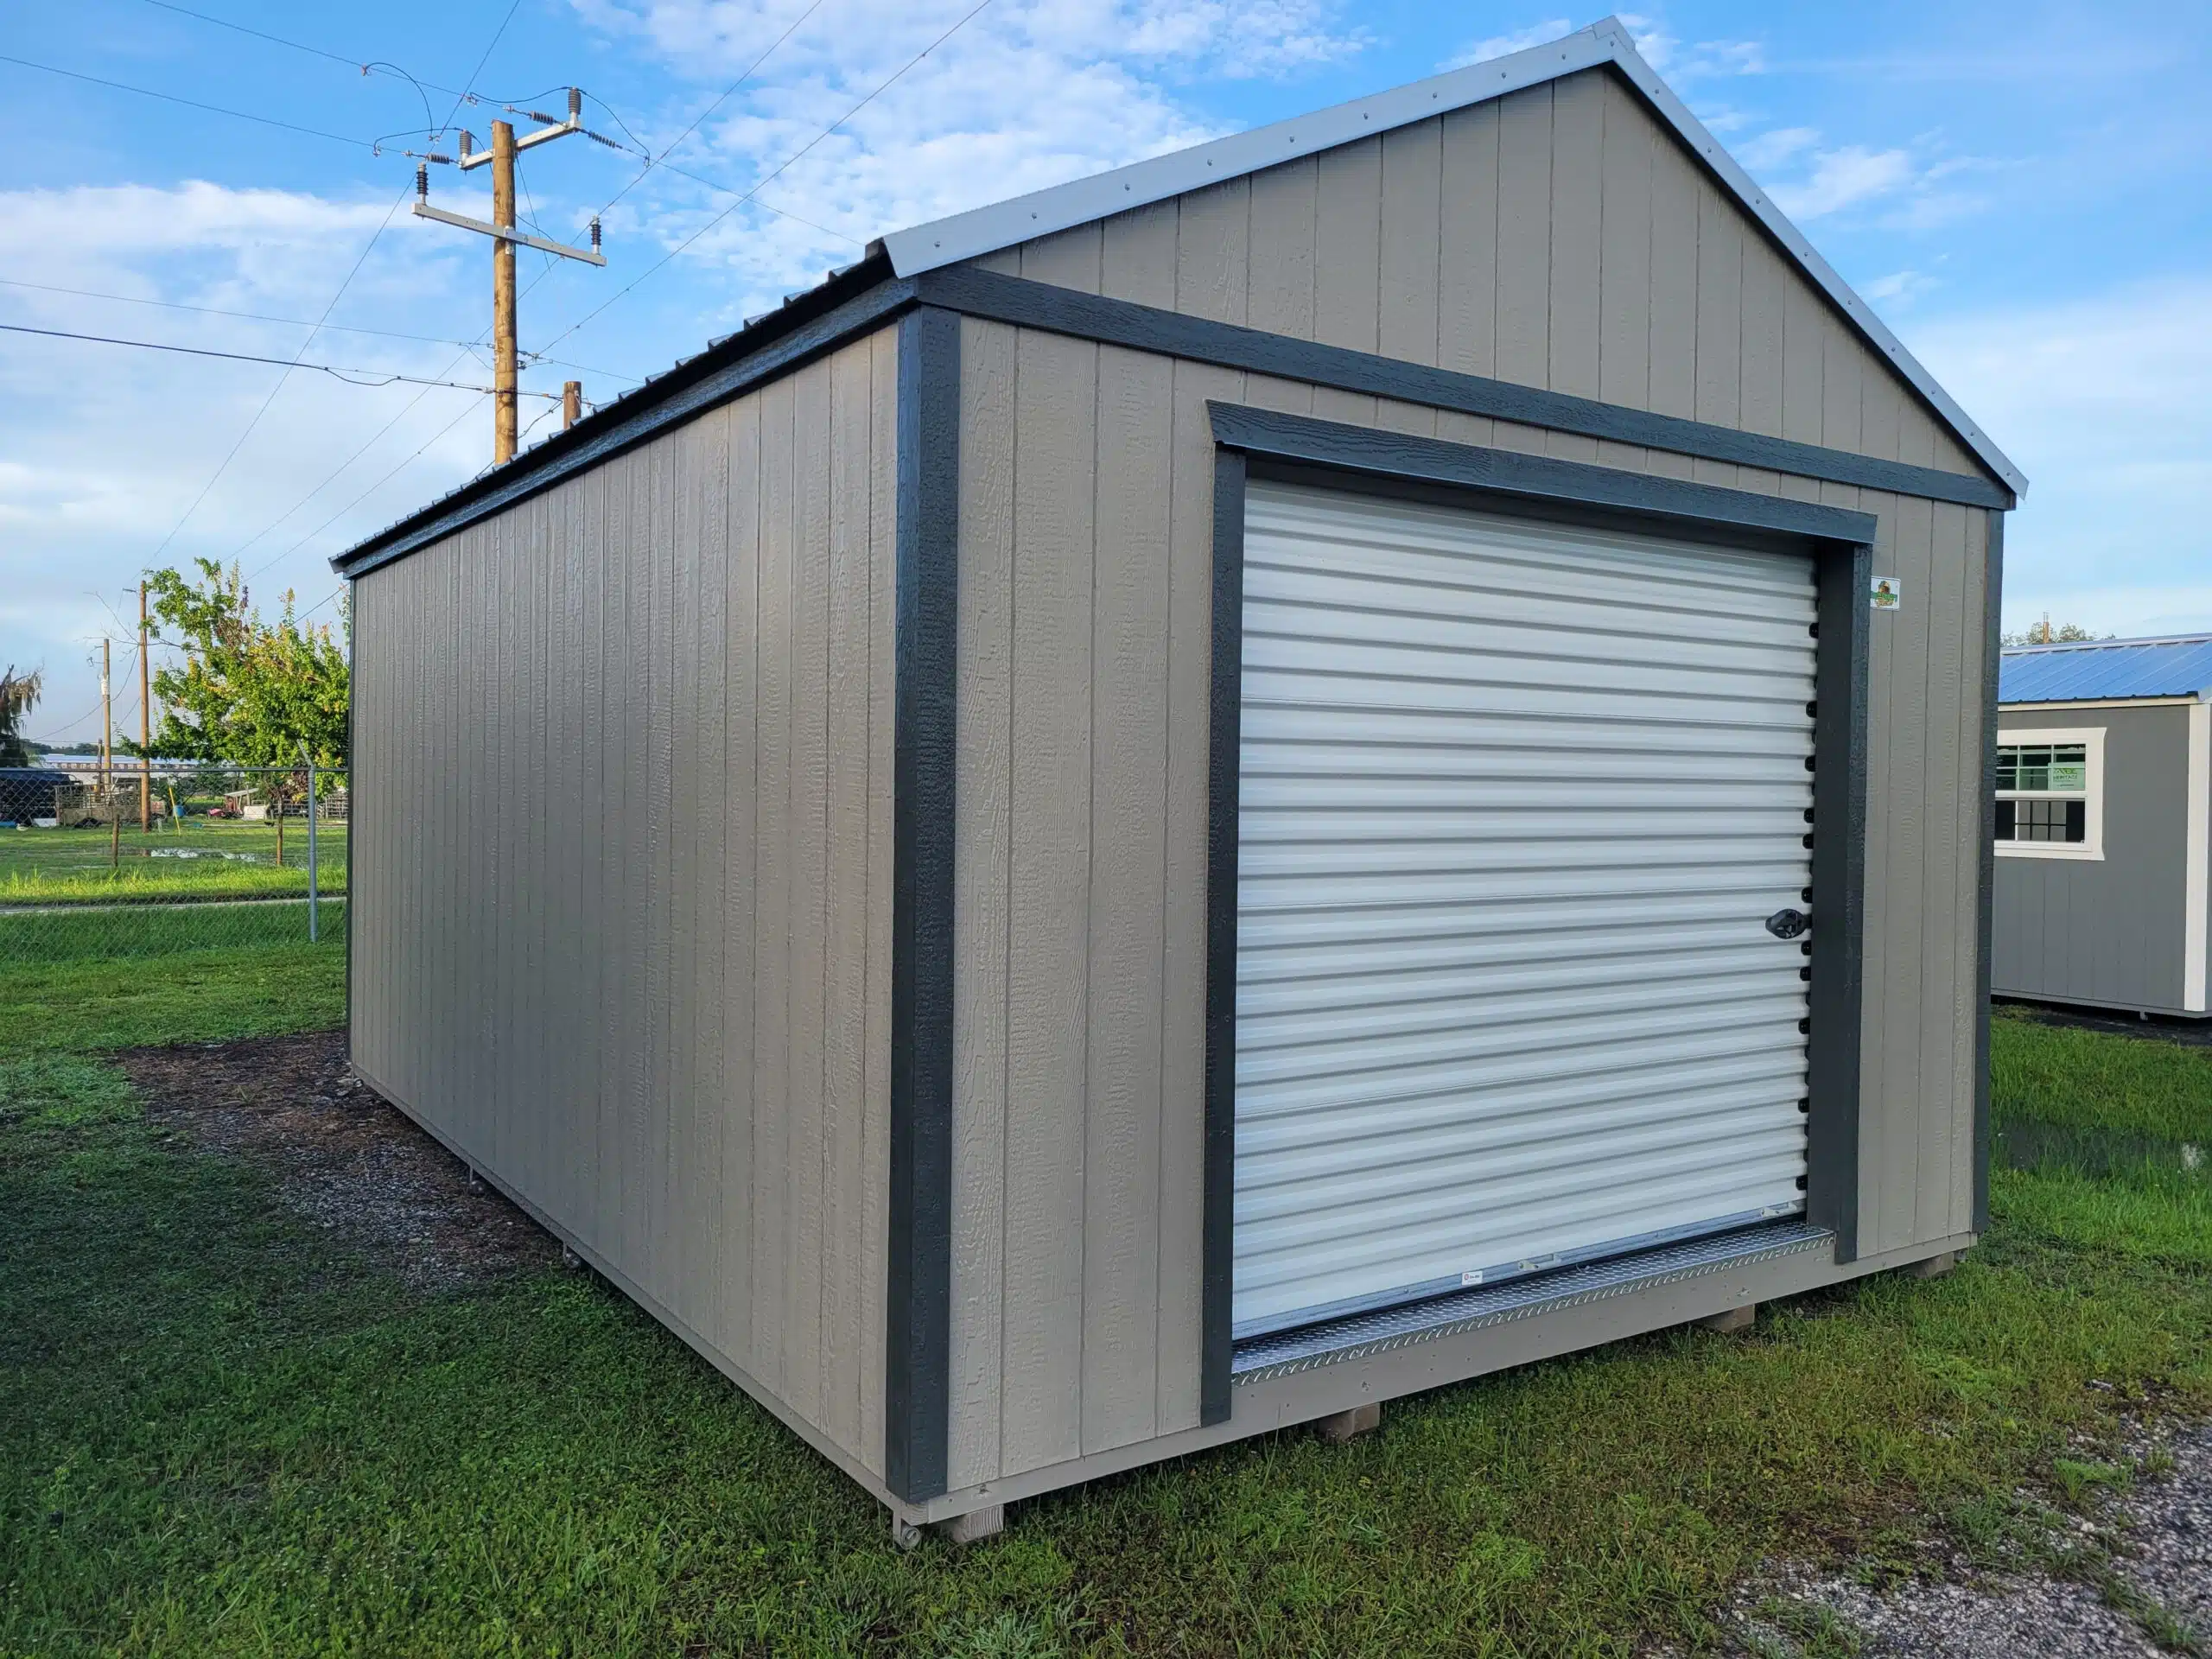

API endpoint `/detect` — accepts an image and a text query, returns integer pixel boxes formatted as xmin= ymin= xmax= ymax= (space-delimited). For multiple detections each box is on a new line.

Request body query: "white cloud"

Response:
xmin=1618 ymin=14 xmax=1764 ymax=79
xmin=1903 ymin=278 xmax=2212 ymax=638
xmin=0 ymin=181 xmax=500 ymax=742
xmin=1440 ymin=19 xmax=1570 ymax=72
xmin=1859 ymin=268 xmax=1938 ymax=307
xmin=1766 ymin=144 xmax=1916 ymax=219
xmin=1733 ymin=125 xmax=1818 ymax=173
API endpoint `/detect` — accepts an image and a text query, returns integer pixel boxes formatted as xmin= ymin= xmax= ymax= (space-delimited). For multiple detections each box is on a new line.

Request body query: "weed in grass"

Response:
xmin=1748 ymin=1596 xmax=1867 ymax=1658
xmin=2053 ymin=1458 xmax=2135 ymax=1505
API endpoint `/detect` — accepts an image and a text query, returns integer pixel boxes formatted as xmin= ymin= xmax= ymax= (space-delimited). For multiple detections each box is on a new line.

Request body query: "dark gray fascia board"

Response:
xmin=332 ymin=257 xmax=911 ymax=578
xmin=879 ymin=17 xmax=2024 ymax=499
xmin=923 ymin=266 xmax=2012 ymax=512
xmin=336 ymin=254 xmax=1987 ymax=584
xmin=1205 ymin=401 xmax=1883 ymax=547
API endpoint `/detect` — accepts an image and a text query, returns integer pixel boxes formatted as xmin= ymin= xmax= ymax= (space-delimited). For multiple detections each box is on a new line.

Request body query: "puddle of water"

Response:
xmin=1993 ymin=1116 xmax=2208 ymax=1181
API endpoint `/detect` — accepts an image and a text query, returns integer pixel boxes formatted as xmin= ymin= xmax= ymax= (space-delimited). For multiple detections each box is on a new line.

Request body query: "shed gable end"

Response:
xmin=968 ymin=67 xmax=1987 ymax=485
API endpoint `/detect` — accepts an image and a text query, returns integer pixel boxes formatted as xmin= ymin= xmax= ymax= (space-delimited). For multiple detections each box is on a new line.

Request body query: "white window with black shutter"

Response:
xmin=1994 ymin=727 xmax=2103 ymax=861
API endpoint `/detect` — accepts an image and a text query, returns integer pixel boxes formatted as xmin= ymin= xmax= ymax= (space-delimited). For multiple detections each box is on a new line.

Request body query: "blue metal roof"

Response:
xmin=2000 ymin=636 xmax=2212 ymax=703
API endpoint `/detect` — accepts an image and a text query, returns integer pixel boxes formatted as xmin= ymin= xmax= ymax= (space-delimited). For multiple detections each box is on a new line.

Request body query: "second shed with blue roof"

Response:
xmin=1995 ymin=635 xmax=2212 ymax=1017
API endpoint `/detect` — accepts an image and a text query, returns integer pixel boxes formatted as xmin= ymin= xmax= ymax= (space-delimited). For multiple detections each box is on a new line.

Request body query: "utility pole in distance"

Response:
xmin=138 ymin=582 xmax=152 ymax=832
xmin=413 ymin=88 xmax=607 ymax=465
xmin=563 ymin=379 xmax=582 ymax=430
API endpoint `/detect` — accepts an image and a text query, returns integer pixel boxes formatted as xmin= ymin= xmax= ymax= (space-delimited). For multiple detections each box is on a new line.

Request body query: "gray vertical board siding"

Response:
xmin=862 ymin=324 xmax=899 ymax=1476
xmin=950 ymin=316 xmax=1017 ymax=1493
xmin=788 ymin=357 xmax=833 ymax=1428
xmin=1992 ymin=704 xmax=2192 ymax=1013
xmin=1437 ymin=101 xmax=1501 ymax=378
xmin=346 ymin=327 xmax=899 ymax=1482
xmin=946 ymin=322 xmax=1992 ymax=1486
xmin=1492 ymin=86 xmax=1553 ymax=391
xmin=974 ymin=67 xmax=1995 ymax=494
xmin=1595 ymin=73 xmax=1652 ymax=417
xmin=721 ymin=393 xmax=763 ymax=1402
xmin=1248 ymin=156 xmax=1319 ymax=340
xmin=752 ymin=373 xmax=796 ymax=1392
xmin=1378 ymin=121 xmax=1442 ymax=371
xmin=1084 ymin=340 xmax=1174 ymax=1452
xmin=1001 ymin=320 xmax=1097 ymax=1477
xmin=1546 ymin=70 xmax=1603 ymax=420
xmin=824 ymin=339 xmax=874 ymax=1456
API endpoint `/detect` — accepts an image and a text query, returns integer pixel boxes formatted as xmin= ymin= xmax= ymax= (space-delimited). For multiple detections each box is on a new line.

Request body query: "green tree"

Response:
xmin=140 ymin=561 xmax=348 ymax=780
xmin=2002 ymin=616 xmax=2106 ymax=647
xmin=0 ymin=664 xmax=41 ymax=766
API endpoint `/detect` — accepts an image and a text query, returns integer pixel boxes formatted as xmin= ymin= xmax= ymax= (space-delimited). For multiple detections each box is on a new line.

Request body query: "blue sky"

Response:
xmin=3 ymin=0 xmax=2207 ymax=744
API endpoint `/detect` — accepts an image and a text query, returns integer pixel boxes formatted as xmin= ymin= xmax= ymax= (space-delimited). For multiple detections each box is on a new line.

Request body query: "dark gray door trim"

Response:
xmin=887 ymin=305 xmax=961 ymax=1501
xmin=920 ymin=265 xmax=2011 ymax=512
xmin=1200 ymin=408 xmax=1874 ymax=1407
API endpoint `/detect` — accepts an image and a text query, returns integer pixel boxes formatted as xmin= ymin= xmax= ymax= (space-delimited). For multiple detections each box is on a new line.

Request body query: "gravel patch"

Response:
xmin=1726 ymin=1426 xmax=2210 ymax=1656
xmin=121 ymin=1031 xmax=560 ymax=1292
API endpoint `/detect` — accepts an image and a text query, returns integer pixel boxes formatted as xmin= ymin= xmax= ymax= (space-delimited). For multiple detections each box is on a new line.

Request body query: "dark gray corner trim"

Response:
xmin=334 ymin=264 xmax=914 ymax=580
xmin=1204 ymin=416 xmax=1875 ymax=1342
xmin=887 ymin=306 xmax=960 ymax=1502
xmin=1206 ymin=402 xmax=1881 ymax=547
xmin=343 ymin=591 xmax=356 ymax=1048
xmin=1973 ymin=512 xmax=2004 ymax=1231
xmin=1808 ymin=541 xmax=1872 ymax=1262
xmin=1201 ymin=448 xmax=1249 ymax=1428
xmin=918 ymin=265 xmax=2012 ymax=512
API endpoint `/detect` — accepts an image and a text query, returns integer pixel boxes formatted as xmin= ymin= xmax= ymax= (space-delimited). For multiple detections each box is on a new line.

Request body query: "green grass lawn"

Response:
xmin=0 ymin=990 xmax=2206 ymax=1655
xmin=0 ymin=821 xmax=346 ymax=906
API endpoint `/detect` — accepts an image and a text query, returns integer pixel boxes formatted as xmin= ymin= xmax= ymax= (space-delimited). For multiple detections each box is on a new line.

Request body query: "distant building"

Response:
xmin=1995 ymin=634 xmax=2212 ymax=1017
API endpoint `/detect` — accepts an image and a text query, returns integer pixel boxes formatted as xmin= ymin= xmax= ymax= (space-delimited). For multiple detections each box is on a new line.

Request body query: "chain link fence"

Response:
xmin=0 ymin=763 xmax=348 ymax=968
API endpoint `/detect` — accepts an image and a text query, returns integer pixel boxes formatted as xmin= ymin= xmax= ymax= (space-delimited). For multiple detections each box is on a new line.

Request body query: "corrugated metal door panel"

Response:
xmin=1235 ymin=480 xmax=1815 ymax=1337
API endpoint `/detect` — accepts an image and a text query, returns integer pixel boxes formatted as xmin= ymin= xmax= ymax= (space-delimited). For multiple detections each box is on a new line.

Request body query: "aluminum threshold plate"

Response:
xmin=1231 ymin=1217 xmax=1834 ymax=1383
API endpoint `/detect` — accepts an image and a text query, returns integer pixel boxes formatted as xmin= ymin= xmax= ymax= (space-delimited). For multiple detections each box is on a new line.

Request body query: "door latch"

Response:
xmin=1764 ymin=908 xmax=1811 ymax=940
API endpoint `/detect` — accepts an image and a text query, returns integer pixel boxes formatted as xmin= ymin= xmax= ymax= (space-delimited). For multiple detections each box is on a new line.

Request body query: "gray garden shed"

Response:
xmin=334 ymin=16 xmax=2022 ymax=1538
xmin=1993 ymin=636 xmax=2212 ymax=1018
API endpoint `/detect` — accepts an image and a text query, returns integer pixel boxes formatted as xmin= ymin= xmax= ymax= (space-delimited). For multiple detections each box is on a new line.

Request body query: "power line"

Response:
xmin=537 ymin=0 xmax=995 ymax=354
xmin=439 ymin=0 xmax=524 ymax=138
xmin=595 ymin=0 xmax=831 ymax=221
xmin=0 ymin=276 xmax=641 ymax=381
xmin=0 ymin=52 xmax=378 ymax=149
xmin=0 ymin=321 xmax=563 ymax=394
xmin=147 ymin=188 xmax=412 ymax=567
xmin=247 ymin=396 xmax=484 ymax=588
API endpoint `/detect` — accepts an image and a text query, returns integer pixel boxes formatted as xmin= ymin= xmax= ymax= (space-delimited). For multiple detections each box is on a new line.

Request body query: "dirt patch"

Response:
xmin=122 ymin=1031 xmax=561 ymax=1293
xmin=1727 ymin=1424 xmax=2211 ymax=1656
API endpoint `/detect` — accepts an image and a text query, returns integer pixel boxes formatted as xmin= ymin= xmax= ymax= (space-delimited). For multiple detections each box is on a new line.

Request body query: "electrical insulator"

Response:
xmin=590 ymin=218 xmax=602 ymax=253
xmin=415 ymin=162 xmax=428 ymax=200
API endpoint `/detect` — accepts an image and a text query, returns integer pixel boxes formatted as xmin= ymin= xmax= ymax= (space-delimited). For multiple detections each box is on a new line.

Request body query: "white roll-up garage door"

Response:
xmin=1234 ymin=479 xmax=1815 ymax=1338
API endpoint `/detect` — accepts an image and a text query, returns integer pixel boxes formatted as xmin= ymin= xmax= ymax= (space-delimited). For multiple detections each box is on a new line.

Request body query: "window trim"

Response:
xmin=1995 ymin=725 xmax=2105 ymax=861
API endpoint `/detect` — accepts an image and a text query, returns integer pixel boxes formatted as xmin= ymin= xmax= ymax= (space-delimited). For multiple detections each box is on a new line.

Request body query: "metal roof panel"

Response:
xmin=2000 ymin=636 xmax=2212 ymax=702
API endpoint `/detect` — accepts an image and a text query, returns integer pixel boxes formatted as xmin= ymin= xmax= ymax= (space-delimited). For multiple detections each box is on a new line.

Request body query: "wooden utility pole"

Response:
xmin=411 ymin=89 xmax=605 ymax=466
xmin=492 ymin=118 xmax=518 ymax=464
xmin=99 ymin=636 xmax=111 ymax=797
xmin=563 ymin=379 xmax=582 ymax=430
xmin=138 ymin=582 xmax=152 ymax=832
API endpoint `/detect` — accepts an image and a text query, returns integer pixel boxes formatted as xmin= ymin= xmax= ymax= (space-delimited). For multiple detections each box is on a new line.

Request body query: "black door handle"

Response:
xmin=1764 ymin=908 xmax=1811 ymax=940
